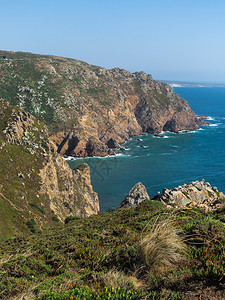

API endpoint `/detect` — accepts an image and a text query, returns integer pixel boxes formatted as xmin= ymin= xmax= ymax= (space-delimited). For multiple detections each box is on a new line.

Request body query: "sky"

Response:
xmin=1 ymin=0 xmax=225 ymax=83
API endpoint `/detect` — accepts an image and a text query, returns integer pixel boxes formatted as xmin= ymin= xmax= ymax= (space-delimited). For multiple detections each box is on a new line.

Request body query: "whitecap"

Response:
xmin=64 ymin=153 xmax=132 ymax=160
xmin=205 ymin=116 xmax=215 ymax=121
xmin=153 ymin=135 xmax=169 ymax=139
xmin=63 ymin=156 xmax=83 ymax=161
xmin=209 ymin=123 xmax=220 ymax=127
xmin=113 ymin=153 xmax=131 ymax=158
xmin=178 ymin=130 xmax=197 ymax=134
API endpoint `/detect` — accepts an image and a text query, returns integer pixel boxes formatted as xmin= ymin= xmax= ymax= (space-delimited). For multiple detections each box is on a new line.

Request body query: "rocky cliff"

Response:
xmin=155 ymin=179 xmax=225 ymax=211
xmin=0 ymin=99 xmax=99 ymax=238
xmin=0 ymin=50 xmax=206 ymax=157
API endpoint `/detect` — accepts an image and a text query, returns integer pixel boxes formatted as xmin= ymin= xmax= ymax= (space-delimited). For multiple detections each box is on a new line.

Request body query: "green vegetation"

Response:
xmin=0 ymin=100 xmax=57 ymax=237
xmin=26 ymin=219 xmax=36 ymax=233
xmin=0 ymin=51 xmax=224 ymax=299
xmin=29 ymin=203 xmax=46 ymax=215
xmin=0 ymin=50 xmax=116 ymax=134
xmin=1 ymin=200 xmax=225 ymax=299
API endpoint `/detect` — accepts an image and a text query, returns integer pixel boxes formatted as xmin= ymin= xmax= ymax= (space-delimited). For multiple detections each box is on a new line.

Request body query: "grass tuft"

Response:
xmin=140 ymin=218 xmax=186 ymax=275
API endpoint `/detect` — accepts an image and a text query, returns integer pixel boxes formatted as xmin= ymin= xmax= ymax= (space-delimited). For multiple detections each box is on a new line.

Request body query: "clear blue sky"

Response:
xmin=1 ymin=0 xmax=225 ymax=83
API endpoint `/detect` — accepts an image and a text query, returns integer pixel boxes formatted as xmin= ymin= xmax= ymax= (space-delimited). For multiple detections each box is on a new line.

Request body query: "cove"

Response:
xmin=67 ymin=87 xmax=225 ymax=212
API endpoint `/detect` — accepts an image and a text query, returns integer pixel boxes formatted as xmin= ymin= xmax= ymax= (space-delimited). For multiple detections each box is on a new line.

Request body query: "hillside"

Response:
xmin=1 ymin=199 xmax=225 ymax=299
xmin=0 ymin=50 xmax=206 ymax=157
xmin=0 ymin=99 xmax=99 ymax=238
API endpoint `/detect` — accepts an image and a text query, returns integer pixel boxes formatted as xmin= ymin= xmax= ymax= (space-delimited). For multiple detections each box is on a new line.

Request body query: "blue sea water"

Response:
xmin=67 ymin=87 xmax=225 ymax=212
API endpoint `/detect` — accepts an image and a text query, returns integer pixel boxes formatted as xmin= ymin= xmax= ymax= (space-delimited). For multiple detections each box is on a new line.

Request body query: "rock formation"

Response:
xmin=120 ymin=182 xmax=150 ymax=207
xmin=0 ymin=99 xmax=99 ymax=238
xmin=155 ymin=179 xmax=224 ymax=211
xmin=0 ymin=50 xmax=208 ymax=157
xmin=39 ymin=142 xmax=99 ymax=221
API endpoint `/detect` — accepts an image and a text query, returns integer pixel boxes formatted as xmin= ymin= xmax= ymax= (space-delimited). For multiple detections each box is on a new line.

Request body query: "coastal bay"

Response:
xmin=67 ymin=87 xmax=225 ymax=211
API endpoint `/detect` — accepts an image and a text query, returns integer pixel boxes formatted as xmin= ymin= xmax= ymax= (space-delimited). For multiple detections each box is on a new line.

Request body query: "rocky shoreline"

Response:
xmin=120 ymin=179 xmax=225 ymax=212
xmin=0 ymin=51 xmax=209 ymax=158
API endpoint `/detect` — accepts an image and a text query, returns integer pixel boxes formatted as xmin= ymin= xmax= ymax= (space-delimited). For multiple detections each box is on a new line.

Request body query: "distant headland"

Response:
xmin=160 ymin=80 xmax=225 ymax=87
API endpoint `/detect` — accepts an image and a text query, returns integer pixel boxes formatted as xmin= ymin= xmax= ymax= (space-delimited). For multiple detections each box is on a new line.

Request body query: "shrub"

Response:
xmin=64 ymin=216 xmax=80 ymax=224
xmin=26 ymin=219 xmax=36 ymax=233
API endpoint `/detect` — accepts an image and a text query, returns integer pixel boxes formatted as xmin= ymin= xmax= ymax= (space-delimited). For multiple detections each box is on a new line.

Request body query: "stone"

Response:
xmin=119 ymin=182 xmax=150 ymax=208
xmin=107 ymin=138 xmax=121 ymax=149
xmin=108 ymin=149 xmax=117 ymax=155
xmin=86 ymin=139 xmax=108 ymax=157
xmin=155 ymin=180 xmax=225 ymax=211
xmin=154 ymin=133 xmax=164 ymax=138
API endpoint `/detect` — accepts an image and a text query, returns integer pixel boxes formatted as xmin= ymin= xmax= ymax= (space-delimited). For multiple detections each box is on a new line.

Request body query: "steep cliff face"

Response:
xmin=0 ymin=51 xmax=206 ymax=157
xmin=0 ymin=99 xmax=99 ymax=238
xmin=39 ymin=142 xmax=99 ymax=220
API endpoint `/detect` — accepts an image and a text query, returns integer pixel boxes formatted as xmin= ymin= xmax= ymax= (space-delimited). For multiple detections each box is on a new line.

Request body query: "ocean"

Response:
xmin=67 ymin=87 xmax=225 ymax=212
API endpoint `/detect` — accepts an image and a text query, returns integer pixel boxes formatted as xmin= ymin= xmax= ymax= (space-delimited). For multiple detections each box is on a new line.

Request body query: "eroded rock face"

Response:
xmin=155 ymin=180 xmax=224 ymax=211
xmin=107 ymin=138 xmax=121 ymax=149
xmin=0 ymin=100 xmax=99 ymax=237
xmin=39 ymin=143 xmax=99 ymax=220
xmin=120 ymin=182 xmax=150 ymax=207
xmin=0 ymin=51 xmax=206 ymax=157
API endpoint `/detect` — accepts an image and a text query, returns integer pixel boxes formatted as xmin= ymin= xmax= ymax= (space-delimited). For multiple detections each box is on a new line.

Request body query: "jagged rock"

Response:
xmin=154 ymin=133 xmax=164 ymax=138
xmin=155 ymin=180 xmax=225 ymax=211
xmin=108 ymin=149 xmax=118 ymax=155
xmin=107 ymin=138 xmax=121 ymax=149
xmin=39 ymin=143 xmax=99 ymax=220
xmin=119 ymin=182 xmax=150 ymax=207
xmin=195 ymin=116 xmax=210 ymax=125
xmin=85 ymin=138 xmax=108 ymax=157
xmin=0 ymin=100 xmax=99 ymax=238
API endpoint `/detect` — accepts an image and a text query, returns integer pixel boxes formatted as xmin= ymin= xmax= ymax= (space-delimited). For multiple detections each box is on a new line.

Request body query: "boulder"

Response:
xmin=119 ymin=182 xmax=150 ymax=208
xmin=154 ymin=133 xmax=164 ymax=138
xmin=155 ymin=179 xmax=225 ymax=211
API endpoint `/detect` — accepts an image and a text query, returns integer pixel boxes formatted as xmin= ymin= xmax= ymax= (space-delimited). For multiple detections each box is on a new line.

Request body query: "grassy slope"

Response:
xmin=0 ymin=101 xmax=57 ymax=238
xmin=1 ymin=200 xmax=225 ymax=299
xmin=0 ymin=50 xmax=116 ymax=134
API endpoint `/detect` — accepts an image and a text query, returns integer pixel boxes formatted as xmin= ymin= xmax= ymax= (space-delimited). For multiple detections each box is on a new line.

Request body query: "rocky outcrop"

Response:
xmin=0 ymin=99 xmax=99 ymax=238
xmin=107 ymin=138 xmax=121 ymax=149
xmin=120 ymin=182 xmax=150 ymax=207
xmin=155 ymin=180 xmax=225 ymax=211
xmin=0 ymin=50 xmax=207 ymax=157
xmin=39 ymin=142 xmax=99 ymax=220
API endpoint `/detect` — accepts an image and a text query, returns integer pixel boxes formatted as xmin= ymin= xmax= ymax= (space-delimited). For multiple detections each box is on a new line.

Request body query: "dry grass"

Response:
xmin=139 ymin=218 xmax=186 ymax=275
xmin=0 ymin=247 xmax=34 ymax=266
xmin=102 ymin=269 xmax=144 ymax=290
